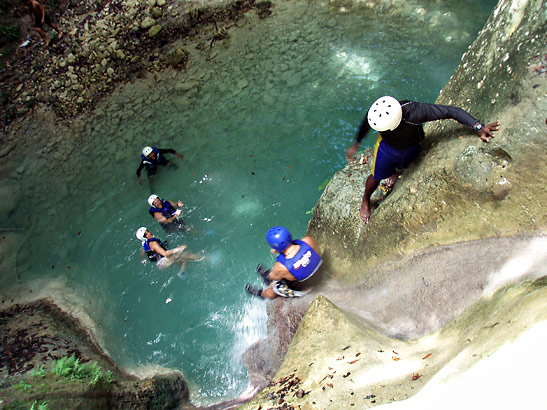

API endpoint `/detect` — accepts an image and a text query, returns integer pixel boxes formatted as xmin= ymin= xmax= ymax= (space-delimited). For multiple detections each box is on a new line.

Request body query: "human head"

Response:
xmin=148 ymin=194 xmax=160 ymax=207
xmin=266 ymin=226 xmax=292 ymax=252
xmin=367 ymin=96 xmax=402 ymax=132
xmin=136 ymin=227 xmax=149 ymax=242
xmin=142 ymin=146 xmax=155 ymax=159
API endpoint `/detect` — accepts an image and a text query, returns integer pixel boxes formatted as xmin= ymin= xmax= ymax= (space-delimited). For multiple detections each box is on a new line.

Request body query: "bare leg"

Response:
xmin=261 ymin=287 xmax=277 ymax=299
xmin=383 ymin=172 xmax=400 ymax=189
xmin=177 ymin=260 xmax=188 ymax=277
xmin=360 ymin=174 xmax=380 ymax=224
xmin=168 ymin=250 xmax=204 ymax=267
xmin=50 ymin=23 xmax=62 ymax=38
xmin=32 ymin=27 xmax=49 ymax=45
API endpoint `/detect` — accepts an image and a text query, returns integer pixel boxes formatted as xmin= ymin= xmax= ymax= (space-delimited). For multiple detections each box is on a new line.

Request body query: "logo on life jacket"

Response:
xmin=293 ymin=251 xmax=312 ymax=270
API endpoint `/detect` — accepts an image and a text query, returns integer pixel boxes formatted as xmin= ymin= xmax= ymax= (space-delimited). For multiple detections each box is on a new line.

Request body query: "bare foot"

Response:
xmin=383 ymin=173 xmax=399 ymax=189
xmin=360 ymin=199 xmax=371 ymax=224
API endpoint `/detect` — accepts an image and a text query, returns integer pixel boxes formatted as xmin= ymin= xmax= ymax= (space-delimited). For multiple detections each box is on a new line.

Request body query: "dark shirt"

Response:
xmin=136 ymin=148 xmax=176 ymax=177
xmin=356 ymin=100 xmax=478 ymax=149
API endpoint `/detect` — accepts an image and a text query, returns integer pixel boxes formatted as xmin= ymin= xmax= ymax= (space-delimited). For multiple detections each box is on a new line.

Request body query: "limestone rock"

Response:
xmin=148 ymin=24 xmax=162 ymax=37
xmin=141 ymin=16 xmax=156 ymax=29
xmin=151 ymin=6 xmax=163 ymax=18
xmin=307 ymin=0 xmax=547 ymax=282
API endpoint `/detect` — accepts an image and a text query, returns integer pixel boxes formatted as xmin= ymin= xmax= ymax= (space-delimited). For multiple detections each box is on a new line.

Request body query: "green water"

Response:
xmin=6 ymin=0 xmax=497 ymax=405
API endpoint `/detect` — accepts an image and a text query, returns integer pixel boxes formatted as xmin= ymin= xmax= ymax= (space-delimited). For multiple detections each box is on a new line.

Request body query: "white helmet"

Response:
xmin=148 ymin=194 xmax=159 ymax=207
xmin=142 ymin=146 xmax=153 ymax=157
xmin=367 ymin=96 xmax=402 ymax=132
xmin=136 ymin=227 xmax=148 ymax=242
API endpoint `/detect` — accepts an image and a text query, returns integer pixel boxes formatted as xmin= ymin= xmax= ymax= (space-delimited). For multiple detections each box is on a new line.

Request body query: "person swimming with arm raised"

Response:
xmin=147 ymin=194 xmax=187 ymax=232
xmin=136 ymin=146 xmax=184 ymax=185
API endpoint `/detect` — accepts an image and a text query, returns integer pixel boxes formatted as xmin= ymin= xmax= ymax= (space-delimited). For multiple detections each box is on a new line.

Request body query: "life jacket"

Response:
xmin=142 ymin=237 xmax=167 ymax=263
xmin=140 ymin=147 xmax=167 ymax=169
xmin=276 ymin=239 xmax=322 ymax=282
xmin=149 ymin=199 xmax=177 ymax=219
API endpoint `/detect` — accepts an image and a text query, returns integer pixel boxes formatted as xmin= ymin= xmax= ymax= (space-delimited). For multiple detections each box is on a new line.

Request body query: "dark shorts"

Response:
xmin=34 ymin=13 xmax=52 ymax=28
xmin=162 ymin=220 xmax=187 ymax=233
xmin=372 ymin=135 xmax=421 ymax=181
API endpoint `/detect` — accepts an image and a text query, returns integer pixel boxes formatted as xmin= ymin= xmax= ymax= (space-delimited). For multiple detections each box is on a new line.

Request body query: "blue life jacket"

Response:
xmin=142 ymin=237 xmax=167 ymax=263
xmin=140 ymin=147 xmax=168 ymax=169
xmin=276 ymin=239 xmax=322 ymax=282
xmin=149 ymin=199 xmax=177 ymax=219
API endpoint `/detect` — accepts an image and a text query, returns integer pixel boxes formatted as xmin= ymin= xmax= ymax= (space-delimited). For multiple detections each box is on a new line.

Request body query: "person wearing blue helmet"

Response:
xmin=246 ymin=226 xmax=323 ymax=299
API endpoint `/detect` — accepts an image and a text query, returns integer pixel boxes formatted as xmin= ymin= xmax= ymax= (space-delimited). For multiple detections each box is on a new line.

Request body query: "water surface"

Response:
xmin=8 ymin=0 xmax=496 ymax=404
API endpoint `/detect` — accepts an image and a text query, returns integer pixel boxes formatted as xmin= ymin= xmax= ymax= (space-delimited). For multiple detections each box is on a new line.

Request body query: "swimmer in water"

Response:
xmin=136 ymin=227 xmax=202 ymax=274
xmin=136 ymin=146 xmax=184 ymax=185
xmin=147 ymin=194 xmax=187 ymax=232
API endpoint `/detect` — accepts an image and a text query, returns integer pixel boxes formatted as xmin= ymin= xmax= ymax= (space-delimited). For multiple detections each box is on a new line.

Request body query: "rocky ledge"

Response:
xmin=241 ymin=0 xmax=546 ymax=408
xmin=0 ymin=0 xmax=272 ymax=130
xmin=0 ymin=298 xmax=189 ymax=409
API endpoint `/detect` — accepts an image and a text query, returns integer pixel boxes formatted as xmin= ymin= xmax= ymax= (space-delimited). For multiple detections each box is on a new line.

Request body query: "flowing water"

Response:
xmin=5 ymin=0 xmax=496 ymax=405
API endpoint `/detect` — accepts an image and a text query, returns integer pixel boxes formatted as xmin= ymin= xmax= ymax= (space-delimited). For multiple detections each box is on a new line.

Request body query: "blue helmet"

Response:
xmin=266 ymin=226 xmax=292 ymax=252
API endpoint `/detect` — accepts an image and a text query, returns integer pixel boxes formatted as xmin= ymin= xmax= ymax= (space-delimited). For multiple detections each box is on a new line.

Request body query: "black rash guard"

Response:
xmin=136 ymin=148 xmax=177 ymax=177
xmin=355 ymin=100 xmax=479 ymax=150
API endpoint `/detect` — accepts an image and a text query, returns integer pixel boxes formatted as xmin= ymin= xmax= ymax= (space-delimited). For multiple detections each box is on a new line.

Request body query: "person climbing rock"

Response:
xmin=147 ymin=194 xmax=187 ymax=232
xmin=246 ymin=226 xmax=322 ymax=299
xmin=25 ymin=0 xmax=62 ymax=46
xmin=136 ymin=227 xmax=201 ymax=275
xmin=345 ymin=96 xmax=500 ymax=224
xmin=136 ymin=146 xmax=183 ymax=185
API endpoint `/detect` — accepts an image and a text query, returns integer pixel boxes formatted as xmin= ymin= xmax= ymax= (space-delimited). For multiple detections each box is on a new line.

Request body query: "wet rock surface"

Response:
xmin=307 ymin=0 xmax=547 ymax=283
xmin=242 ymin=0 xmax=547 ymax=406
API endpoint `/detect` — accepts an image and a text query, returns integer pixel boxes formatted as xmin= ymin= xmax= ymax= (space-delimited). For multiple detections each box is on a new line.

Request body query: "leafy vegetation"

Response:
xmin=50 ymin=354 xmax=113 ymax=386
xmin=29 ymin=401 xmax=49 ymax=410
xmin=3 ymin=355 xmax=114 ymax=410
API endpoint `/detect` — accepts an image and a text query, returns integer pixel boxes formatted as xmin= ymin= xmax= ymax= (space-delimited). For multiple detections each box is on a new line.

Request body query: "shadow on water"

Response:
xmin=2 ymin=0 xmax=497 ymax=405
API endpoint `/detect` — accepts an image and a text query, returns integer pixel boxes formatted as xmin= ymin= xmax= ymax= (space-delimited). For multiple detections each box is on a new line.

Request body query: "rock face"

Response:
xmin=241 ymin=278 xmax=547 ymax=410
xmin=0 ymin=299 xmax=190 ymax=410
xmin=307 ymin=0 xmax=547 ymax=284
xmin=242 ymin=0 xmax=547 ymax=405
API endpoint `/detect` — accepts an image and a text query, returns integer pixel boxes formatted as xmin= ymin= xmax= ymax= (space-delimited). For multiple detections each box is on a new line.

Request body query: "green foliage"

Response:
xmin=0 ymin=23 xmax=19 ymax=41
xmin=317 ymin=178 xmax=331 ymax=191
xmin=306 ymin=206 xmax=315 ymax=215
xmin=29 ymin=401 xmax=49 ymax=410
xmin=31 ymin=364 xmax=46 ymax=378
xmin=14 ymin=380 xmax=33 ymax=392
xmin=50 ymin=354 xmax=113 ymax=386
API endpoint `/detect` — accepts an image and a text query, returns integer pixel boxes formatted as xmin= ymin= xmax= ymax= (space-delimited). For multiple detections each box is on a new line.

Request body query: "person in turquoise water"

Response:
xmin=147 ymin=194 xmax=187 ymax=232
xmin=246 ymin=226 xmax=323 ymax=299
xmin=136 ymin=227 xmax=201 ymax=274
xmin=346 ymin=96 xmax=500 ymax=224
xmin=136 ymin=146 xmax=184 ymax=185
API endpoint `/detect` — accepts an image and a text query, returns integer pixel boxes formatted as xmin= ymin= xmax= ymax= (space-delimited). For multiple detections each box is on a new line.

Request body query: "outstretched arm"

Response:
xmin=136 ymin=162 xmax=145 ymax=184
xmin=346 ymin=116 xmax=371 ymax=162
